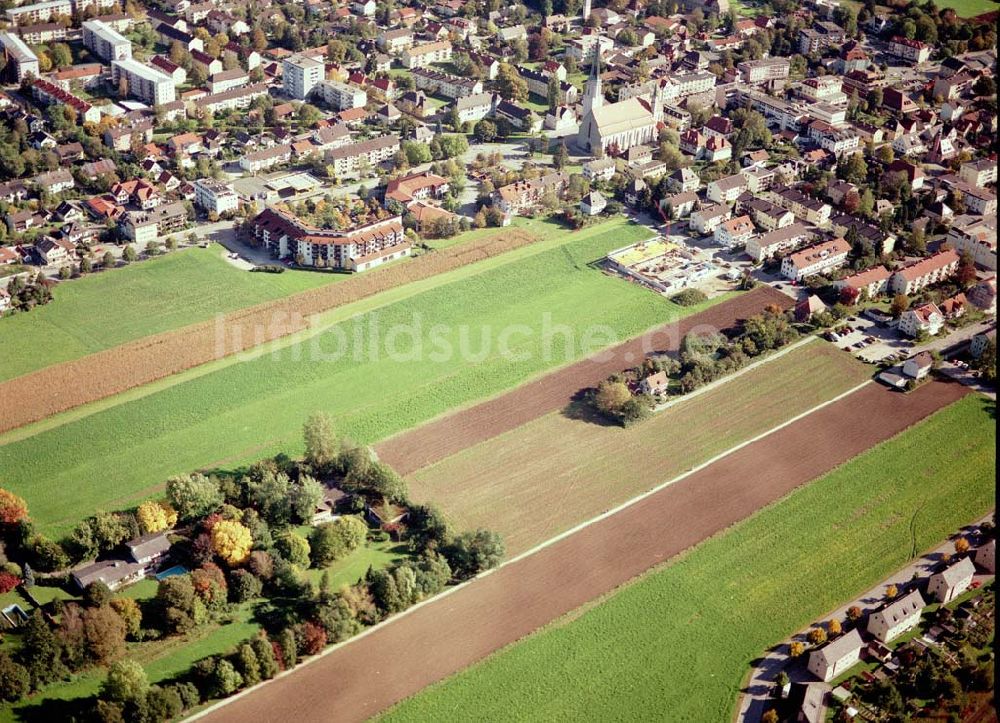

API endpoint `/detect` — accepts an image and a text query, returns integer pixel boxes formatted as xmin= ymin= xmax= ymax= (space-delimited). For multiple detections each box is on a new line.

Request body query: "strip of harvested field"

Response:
xmin=2 ymin=220 xmax=690 ymax=536
xmin=407 ymin=340 xmax=871 ymax=555
xmin=375 ymin=284 xmax=792 ymax=475
xmin=197 ymin=381 xmax=975 ymax=723
xmin=0 ymin=229 xmax=546 ymax=435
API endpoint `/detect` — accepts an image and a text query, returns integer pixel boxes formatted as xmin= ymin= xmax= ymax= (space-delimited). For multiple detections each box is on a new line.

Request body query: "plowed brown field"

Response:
xmin=376 ymin=284 xmax=791 ymax=475
xmin=201 ymin=380 xmax=968 ymax=723
xmin=0 ymin=231 xmax=535 ymax=435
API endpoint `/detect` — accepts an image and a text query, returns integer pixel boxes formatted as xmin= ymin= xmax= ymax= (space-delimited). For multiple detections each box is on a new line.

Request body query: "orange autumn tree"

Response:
xmin=0 ymin=488 xmax=29 ymax=526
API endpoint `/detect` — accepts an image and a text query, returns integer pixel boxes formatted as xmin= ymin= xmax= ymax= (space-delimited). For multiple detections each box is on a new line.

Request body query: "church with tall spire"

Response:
xmin=575 ymin=41 xmax=663 ymax=155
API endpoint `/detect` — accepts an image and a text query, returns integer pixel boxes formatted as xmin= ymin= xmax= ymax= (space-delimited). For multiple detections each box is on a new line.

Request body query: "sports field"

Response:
xmin=0 ymin=245 xmax=341 ymax=382
xmin=409 ymin=341 xmax=871 ymax=554
xmin=1 ymin=220 xmax=709 ymax=537
xmin=385 ymin=394 xmax=996 ymax=722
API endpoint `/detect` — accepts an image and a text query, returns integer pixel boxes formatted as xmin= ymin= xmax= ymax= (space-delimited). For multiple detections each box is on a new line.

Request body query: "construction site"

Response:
xmin=605 ymin=237 xmax=723 ymax=294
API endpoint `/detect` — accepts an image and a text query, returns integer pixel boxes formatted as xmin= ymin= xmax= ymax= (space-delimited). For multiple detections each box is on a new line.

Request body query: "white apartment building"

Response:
xmin=5 ymin=0 xmax=72 ymax=25
xmin=377 ymin=28 xmax=414 ymax=54
xmin=401 ymin=40 xmax=452 ymax=69
xmin=888 ymin=250 xmax=960 ymax=295
xmin=745 ymin=223 xmax=811 ymax=263
xmin=326 ymin=135 xmax=400 ymax=176
xmin=689 ymin=203 xmax=731 ymax=235
xmin=780 ymin=237 xmax=851 ymax=281
xmin=947 ymin=217 xmax=997 ymax=271
xmin=714 ymin=215 xmax=756 ymax=248
xmin=807 ymin=630 xmax=863 ymax=683
xmin=888 ymin=36 xmax=932 ymax=63
xmin=194 ymin=179 xmax=239 ymax=216
xmin=201 ymin=83 xmax=268 ymax=115
xmin=927 ymin=557 xmax=975 ymax=604
xmin=283 ymin=54 xmax=324 ymax=100
xmin=411 ymin=67 xmax=483 ymax=99
xmin=738 ymin=58 xmax=789 ymax=86
xmin=315 ymin=80 xmax=367 ymax=110
xmin=0 ymin=32 xmax=40 ymax=82
xmin=453 ymin=92 xmax=497 ymax=123
xmin=112 ymin=58 xmax=177 ymax=105
xmin=898 ymin=302 xmax=944 ymax=338
xmin=959 ymin=159 xmax=998 ymax=188
xmin=665 ymin=71 xmax=716 ymax=99
xmin=707 ymin=174 xmax=748 ymax=205
xmin=82 ymin=19 xmax=132 ymax=62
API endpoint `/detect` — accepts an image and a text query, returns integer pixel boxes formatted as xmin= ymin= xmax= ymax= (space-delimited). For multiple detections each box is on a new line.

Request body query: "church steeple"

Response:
xmin=582 ymin=44 xmax=603 ymax=111
xmin=577 ymin=40 xmax=604 ymax=152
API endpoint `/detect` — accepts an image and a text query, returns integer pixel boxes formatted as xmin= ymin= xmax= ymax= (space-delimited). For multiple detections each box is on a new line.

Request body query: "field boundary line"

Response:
xmin=498 ymin=377 xmax=874 ymax=569
xmin=650 ymin=335 xmax=818 ymax=414
xmin=0 ymin=219 xmax=645 ymax=446
xmin=186 ymin=375 xmax=875 ymax=723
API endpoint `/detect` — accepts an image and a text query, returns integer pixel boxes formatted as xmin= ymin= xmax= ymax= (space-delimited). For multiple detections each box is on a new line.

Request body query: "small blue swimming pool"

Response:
xmin=154 ymin=565 xmax=189 ymax=581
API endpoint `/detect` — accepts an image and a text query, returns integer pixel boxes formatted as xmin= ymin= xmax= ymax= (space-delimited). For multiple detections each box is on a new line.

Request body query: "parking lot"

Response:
xmin=823 ymin=313 xmax=915 ymax=365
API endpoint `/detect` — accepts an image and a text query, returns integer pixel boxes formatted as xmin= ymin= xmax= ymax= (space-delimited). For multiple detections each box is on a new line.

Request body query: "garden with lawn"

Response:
xmin=384 ymin=394 xmax=996 ymax=722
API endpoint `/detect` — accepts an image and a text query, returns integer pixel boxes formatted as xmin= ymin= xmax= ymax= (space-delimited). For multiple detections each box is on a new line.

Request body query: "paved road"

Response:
xmin=736 ymin=514 xmax=996 ymax=723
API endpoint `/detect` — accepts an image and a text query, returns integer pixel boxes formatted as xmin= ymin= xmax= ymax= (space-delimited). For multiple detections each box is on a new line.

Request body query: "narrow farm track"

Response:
xmin=198 ymin=379 xmax=968 ymax=723
xmin=0 ymin=231 xmax=536 ymax=435
xmin=375 ymin=284 xmax=790 ymax=475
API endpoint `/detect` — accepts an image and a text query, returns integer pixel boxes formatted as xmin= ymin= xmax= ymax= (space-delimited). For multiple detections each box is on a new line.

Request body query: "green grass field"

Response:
xmin=384 ymin=394 xmax=996 ymax=722
xmin=0 ymin=219 xmax=715 ymax=537
xmin=0 ymin=245 xmax=343 ymax=382
xmin=935 ymin=0 xmax=996 ymax=16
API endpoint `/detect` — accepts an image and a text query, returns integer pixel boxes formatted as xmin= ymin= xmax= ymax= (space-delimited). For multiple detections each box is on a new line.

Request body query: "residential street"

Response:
xmin=736 ymin=513 xmax=996 ymax=723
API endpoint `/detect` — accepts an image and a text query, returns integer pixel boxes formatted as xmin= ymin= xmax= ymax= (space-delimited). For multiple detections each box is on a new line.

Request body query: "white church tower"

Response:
xmin=582 ymin=0 xmax=592 ymax=21
xmin=576 ymin=49 xmax=603 ymax=151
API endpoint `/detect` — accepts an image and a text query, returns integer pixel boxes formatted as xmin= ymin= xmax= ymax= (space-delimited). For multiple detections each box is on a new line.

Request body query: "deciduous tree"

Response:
xmin=211 ymin=521 xmax=253 ymax=566
xmin=0 ymin=488 xmax=28 ymax=526
xmin=101 ymin=659 xmax=148 ymax=704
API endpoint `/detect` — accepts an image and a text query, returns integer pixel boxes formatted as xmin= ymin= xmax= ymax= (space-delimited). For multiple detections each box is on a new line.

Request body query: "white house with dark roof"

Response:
xmin=867 ymin=589 xmax=924 ymax=642
xmin=807 ymin=629 xmax=863 ymax=682
xmin=927 ymin=556 xmax=976 ymax=604
xmin=126 ymin=531 xmax=172 ymax=567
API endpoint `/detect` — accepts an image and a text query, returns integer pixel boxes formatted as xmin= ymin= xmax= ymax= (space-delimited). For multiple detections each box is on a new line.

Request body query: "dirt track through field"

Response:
xmin=0 ymin=231 xmax=535 ymax=435
xmin=376 ymin=284 xmax=791 ymax=475
xmin=201 ymin=379 xmax=969 ymax=723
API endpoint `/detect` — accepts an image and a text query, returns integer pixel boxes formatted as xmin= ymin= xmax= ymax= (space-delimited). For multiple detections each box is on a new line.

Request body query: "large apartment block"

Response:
xmin=780 ymin=237 xmax=851 ymax=281
xmin=738 ymin=58 xmax=790 ymax=86
xmin=112 ymin=58 xmax=177 ymax=105
xmin=193 ymin=179 xmax=239 ymax=216
xmin=315 ymin=80 xmax=367 ymax=111
xmin=251 ymin=207 xmax=409 ymax=272
xmin=888 ymin=250 xmax=960 ymax=295
xmin=0 ymin=32 xmax=40 ymax=82
xmin=401 ymin=40 xmax=452 ymax=69
xmin=411 ymin=67 xmax=483 ymax=99
xmin=83 ymin=19 xmax=132 ymax=62
xmin=5 ymin=0 xmax=71 ymax=25
xmin=283 ymin=54 xmax=324 ymax=100
xmin=325 ymin=135 xmax=401 ymax=176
